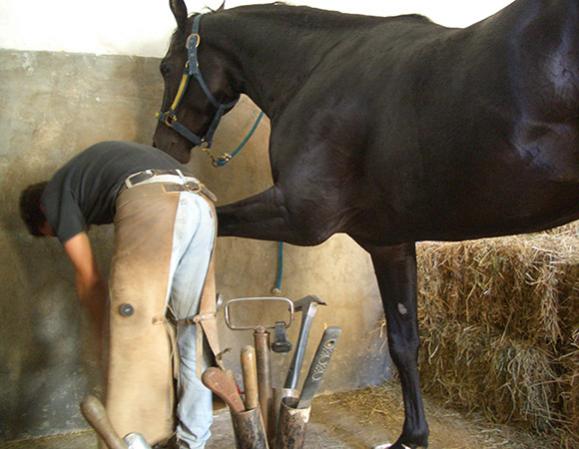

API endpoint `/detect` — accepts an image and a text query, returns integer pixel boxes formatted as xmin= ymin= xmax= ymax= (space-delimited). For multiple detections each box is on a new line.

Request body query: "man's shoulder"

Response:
xmin=83 ymin=140 xmax=156 ymax=154
xmin=83 ymin=141 xmax=178 ymax=161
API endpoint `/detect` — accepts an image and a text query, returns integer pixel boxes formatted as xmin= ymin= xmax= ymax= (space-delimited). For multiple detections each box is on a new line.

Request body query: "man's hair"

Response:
xmin=20 ymin=182 xmax=48 ymax=236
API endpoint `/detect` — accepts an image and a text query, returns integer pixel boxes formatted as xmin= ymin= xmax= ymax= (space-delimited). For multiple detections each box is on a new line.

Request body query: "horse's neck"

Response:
xmin=203 ymin=7 xmax=354 ymax=117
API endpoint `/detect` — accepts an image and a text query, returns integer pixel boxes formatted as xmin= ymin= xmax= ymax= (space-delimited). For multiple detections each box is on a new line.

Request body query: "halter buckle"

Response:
xmin=184 ymin=181 xmax=202 ymax=194
xmin=186 ymin=33 xmax=201 ymax=49
xmin=163 ymin=112 xmax=178 ymax=126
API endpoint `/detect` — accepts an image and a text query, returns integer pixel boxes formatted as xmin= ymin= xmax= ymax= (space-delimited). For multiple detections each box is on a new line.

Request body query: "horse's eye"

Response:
xmin=160 ymin=63 xmax=171 ymax=77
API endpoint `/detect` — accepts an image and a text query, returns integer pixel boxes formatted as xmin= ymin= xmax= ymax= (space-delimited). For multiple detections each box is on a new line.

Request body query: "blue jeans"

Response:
xmin=168 ymin=191 xmax=215 ymax=449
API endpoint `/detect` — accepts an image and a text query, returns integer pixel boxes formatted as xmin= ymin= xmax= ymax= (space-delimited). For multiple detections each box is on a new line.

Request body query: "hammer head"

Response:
xmin=124 ymin=433 xmax=151 ymax=449
xmin=294 ymin=295 xmax=326 ymax=312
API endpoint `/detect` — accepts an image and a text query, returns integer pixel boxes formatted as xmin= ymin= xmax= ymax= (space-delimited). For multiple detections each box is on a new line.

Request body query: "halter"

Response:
xmin=157 ymin=14 xmax=239 ymax=148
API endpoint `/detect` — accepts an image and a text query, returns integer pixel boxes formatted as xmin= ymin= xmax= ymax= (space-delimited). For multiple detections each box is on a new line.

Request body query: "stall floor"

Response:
xmin=0 ymin=384 xmax=558 ymax=449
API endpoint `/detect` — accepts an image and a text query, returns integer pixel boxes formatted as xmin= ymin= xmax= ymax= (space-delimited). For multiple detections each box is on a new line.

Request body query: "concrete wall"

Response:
xmin=0 ymin=49 xmax=388 ymax=440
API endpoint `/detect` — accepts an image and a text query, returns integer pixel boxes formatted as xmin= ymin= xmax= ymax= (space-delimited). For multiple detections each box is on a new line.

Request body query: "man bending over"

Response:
xmin=19 ymin=141 xmax=217 ymax=449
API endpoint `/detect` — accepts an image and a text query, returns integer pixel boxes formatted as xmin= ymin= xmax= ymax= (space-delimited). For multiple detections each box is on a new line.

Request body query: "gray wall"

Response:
xmin=0 ymin=49 xmax=389 ymax=441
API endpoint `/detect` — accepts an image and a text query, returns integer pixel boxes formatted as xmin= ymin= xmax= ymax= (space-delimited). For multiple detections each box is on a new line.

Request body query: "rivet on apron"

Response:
xmin=119 ymin=303 xmax=135 ymax=317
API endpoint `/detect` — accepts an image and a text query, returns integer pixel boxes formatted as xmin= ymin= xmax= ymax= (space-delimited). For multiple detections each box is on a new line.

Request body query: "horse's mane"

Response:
xmin=167 ymin=1 xmax=432 ymax=48
xmin=207 ymin=2 xmax=432 ymax=29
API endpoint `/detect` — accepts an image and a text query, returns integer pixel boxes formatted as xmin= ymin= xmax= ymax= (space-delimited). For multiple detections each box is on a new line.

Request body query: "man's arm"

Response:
xmin=63 ymin=232 xmax=107 ymax=354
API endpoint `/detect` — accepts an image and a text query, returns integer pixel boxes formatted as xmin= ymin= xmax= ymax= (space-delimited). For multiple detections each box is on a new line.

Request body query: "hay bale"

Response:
xmin=557 ymin=329 xmax=579 ymax=444
xmin=419 ymin=324 xmax=559 ymax=428
xmin=415 ymin=222 xmax=578 ymax=442
xmin=417 ymin=234 xmax=578 ymax=347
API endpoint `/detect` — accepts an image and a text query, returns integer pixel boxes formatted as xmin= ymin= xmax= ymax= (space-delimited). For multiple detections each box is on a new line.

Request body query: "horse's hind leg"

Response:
xmin=367 ymin=242 xmax=429 ymax=449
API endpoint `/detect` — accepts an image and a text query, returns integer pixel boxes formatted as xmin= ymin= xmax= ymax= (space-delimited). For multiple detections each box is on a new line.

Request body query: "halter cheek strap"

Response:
xmin=157 ymin=14 xmax=239 ymax=148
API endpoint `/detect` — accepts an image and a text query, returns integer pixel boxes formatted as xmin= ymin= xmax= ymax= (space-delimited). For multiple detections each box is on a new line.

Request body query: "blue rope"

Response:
xmin=272 ymin=241 xmax=284 ymax=294
xmin=209 ymin=110 xmax=284 ymax=294
xmin=215 ymin=111 xmax=265 ymax=167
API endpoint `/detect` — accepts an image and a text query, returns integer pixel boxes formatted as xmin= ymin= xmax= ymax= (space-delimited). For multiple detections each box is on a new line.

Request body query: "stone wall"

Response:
xmin=0 ymin=49 xmax=388 ymax=440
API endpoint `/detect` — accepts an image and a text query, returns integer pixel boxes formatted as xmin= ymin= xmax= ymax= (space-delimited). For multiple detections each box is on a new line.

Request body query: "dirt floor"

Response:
xmin=0 ymin=383 xmax=560 ymax=449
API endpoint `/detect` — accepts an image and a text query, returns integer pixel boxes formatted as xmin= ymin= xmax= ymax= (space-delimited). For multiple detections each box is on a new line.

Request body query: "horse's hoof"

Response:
xmin=372 ymin=444 xmax=412 ymax=449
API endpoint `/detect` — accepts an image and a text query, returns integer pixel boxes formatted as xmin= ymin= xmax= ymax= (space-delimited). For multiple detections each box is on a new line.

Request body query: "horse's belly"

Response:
xmin=355 ymin=128 xmax=579 ymax=244
xmin=423 ymin=133 xmax=579 ymax=240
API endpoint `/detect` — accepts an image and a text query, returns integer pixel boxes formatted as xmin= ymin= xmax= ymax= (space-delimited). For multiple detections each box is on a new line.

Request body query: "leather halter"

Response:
xmin=157 ymin=14 xmax=239 ymax=148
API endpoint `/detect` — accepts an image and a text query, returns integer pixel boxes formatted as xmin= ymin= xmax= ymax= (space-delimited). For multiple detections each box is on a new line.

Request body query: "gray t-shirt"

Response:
xmin=41 ymin=141 xmax=186 ymax=243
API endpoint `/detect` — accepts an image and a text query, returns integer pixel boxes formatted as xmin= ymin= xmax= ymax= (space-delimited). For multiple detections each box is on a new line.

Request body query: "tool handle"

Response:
xmin=254 ymin=327 xmax=272 ymax=438
xmin=298 ymin=327 xmax=341 ymax=409
xmin=80 ymin=395 xmax=128 ymax=449
xmin=202 ymin=367 xmax=245 ymax=414
xmin=241 ymin=345 xmax=259 ymax=410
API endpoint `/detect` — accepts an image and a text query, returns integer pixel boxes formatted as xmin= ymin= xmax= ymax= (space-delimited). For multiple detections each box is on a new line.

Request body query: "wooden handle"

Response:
xmin=241 ymin=345 xmax=259 ymax=410
xmin=225 ymin=368 xmax=238 ymax=388
xmin=80 ymin=395 xmax=127 ymax=449
xmin=202 ymin=367 xmax=245 ymax=413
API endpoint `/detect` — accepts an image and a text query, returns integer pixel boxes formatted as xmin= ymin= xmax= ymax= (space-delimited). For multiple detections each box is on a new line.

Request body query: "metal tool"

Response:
xmin=124 ymin=434 xmax=150 ymax=449
xmin=202 ymin=367 xmax=245 ymax=414
xmin=254 ymin=325 xmax=272 ymax=439
xmin=283 ymin=296 xmax=326 ymax=397
xmin=225 ymin=296 xmax=294 ymax=442
xmin=80 ymin=395 xmax=151 ymax=449
xmin=275 ymin=397 xmax=310 ymax=449
xmin=224 ymin=297 xmax=294 ymax=331
xmin=271 ymin=321 xmax=292 ymax=353
xmin=241 ymin=345 xmax=259 ymax=410
xmin=275 ymin=326 xmax=340 ymax=449
xmin=297 ymin=326 xmax=341 ymax=409
xmin=231 ymin=407 xmax=270 ymax=449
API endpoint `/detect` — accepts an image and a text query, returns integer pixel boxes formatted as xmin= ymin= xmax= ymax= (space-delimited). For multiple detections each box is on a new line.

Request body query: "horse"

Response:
xmin=152 ymin=1 xmax=579 ymax=447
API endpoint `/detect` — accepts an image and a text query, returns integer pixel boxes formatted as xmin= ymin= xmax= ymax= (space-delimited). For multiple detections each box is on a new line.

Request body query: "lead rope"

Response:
xmin=272 ymin=241 xmax=284 ymax=295
xmin=202 ymin=109 xmax=285 ymax=294
xmin=200 ymin=110 xmax=265 ymax=167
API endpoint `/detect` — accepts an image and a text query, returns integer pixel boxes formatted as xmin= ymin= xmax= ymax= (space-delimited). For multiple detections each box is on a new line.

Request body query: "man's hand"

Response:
xmin=63 ymin=232 xmax=107 ymax=357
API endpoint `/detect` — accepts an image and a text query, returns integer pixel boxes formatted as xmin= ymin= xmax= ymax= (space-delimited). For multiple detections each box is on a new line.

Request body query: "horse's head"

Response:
xmin=153 ymin=0 xmax=238 ymax=163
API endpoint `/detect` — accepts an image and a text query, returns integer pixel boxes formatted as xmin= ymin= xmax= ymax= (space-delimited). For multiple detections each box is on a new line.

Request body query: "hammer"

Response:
xmin=283 ymin=295 xmax=326 ymax=398
xmin=80 ymin=395 xmax=151 ymax=449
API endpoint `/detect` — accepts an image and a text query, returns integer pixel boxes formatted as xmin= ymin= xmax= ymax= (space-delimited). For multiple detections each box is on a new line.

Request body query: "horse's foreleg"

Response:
xmin=368 ymin=242 xmax=428 ymax=449
xmin=217 ymin=185 xmax=301 ymax=243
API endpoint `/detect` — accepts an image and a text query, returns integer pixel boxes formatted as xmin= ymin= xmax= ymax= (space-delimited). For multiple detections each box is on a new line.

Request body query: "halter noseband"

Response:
xmin=157 ymin=14 xmax=239 ymax=148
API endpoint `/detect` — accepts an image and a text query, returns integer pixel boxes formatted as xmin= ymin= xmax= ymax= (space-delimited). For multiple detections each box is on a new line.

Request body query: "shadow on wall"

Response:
xmin=0 ymin=50 xmax=163 ymax=440
xmin=0 ymin=155 xmax=91 ymax=440
xmin=0 ymin=49 xmax=387 ymax=441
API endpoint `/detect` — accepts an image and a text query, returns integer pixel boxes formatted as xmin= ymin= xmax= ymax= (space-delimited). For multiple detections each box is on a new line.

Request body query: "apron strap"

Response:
xmin=191 ymin=201 xmax=223 ymax=377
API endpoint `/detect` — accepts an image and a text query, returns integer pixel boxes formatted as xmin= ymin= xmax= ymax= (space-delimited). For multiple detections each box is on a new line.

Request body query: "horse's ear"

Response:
xmin=169 ymin=0 xmax=188 ymax=30
xmin=217 ymin=1 xmax=226 ymax=12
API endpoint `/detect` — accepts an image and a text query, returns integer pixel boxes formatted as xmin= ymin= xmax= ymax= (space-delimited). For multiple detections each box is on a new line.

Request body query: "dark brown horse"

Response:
xmin=152 ymin=1 xmax=579 ymax=447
